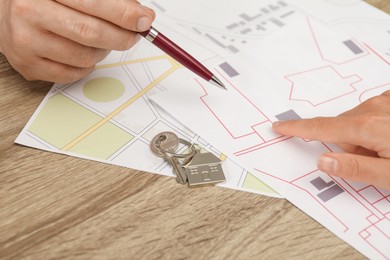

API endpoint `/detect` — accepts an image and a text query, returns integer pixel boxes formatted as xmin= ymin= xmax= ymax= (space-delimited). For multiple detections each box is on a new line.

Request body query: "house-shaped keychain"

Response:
xmin=183 ymin=151 xmax=226 ymax=186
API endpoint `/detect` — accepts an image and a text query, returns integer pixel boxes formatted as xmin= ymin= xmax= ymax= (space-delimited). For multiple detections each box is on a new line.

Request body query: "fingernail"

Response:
xmin=317 ymin=155 xmax=337 ymax=174
xmin=272 ymin=121 xmax=281 ymax=126
xmin=137 ymin=16 xmax=152 ymax=31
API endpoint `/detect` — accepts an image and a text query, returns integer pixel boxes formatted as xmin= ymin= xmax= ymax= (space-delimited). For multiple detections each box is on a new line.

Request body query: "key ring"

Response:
xmin=155 ymin=137 xmax=199 ymax=159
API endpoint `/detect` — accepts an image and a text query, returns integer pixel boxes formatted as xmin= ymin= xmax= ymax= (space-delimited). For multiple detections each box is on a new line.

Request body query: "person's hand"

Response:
xmin=272 ymin=91 xmax=390 ymax=190
xmin=0 ymin=0 xmax=155 ymax=82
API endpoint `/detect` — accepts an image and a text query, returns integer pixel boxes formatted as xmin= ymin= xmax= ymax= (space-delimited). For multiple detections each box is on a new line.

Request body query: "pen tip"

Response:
xmin=209 ymin=75 xmax=227 ymax=90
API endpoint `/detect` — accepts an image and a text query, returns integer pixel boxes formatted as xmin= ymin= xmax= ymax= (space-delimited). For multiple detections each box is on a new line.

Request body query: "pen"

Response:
xmin=139 ymin=27 xmax=227 ymax=90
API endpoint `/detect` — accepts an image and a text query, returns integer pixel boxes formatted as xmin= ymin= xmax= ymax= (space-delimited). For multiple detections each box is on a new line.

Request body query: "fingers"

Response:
xmin=272 ymin=92 xmax=390 ymax=159
xmin=55 ymin=0 xmax=156 ymax=32
xmin=32 ymin=32 xmax=110 ymax=68
xmin=340 ymin=90 xmax=390 ymax=116
xmin=2 ymin=6 xmax=109 ymax=82
xmin=1 ymin=0 xmax=155 ymax=82
xmin=272 ymin=115 xmax=387 ymax=153
xmin=318 ymin=153 xmax=390 ymax=190
xmin=272 ymin=116 xmax=360 ymax=144
xmin=35 ymin=59 xmax=95 ymax=83
xmin=336 ymin=143 xmax=378 ymax=157
xmin=33 ymin=1 xmax=145 ymax=50
xmin=8 ymin=55 xmax=95 ymax=83
xmin=382 ymin=90 xmax=390 ymax=97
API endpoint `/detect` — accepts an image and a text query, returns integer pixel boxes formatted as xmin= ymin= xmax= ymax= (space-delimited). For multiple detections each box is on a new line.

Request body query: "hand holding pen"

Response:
xmin=0 ymin=0 xmax=225 ymax=89
xmin=0 ymin=0 xmax=155 ymax=82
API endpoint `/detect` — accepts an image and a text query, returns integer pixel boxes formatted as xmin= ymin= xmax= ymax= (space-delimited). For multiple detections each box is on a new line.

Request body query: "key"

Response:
xmin=164 ymin=155 xmax=188 ymax=184
xmin=150 ymin=131 xmax=179 ymax=157
xmin=150 ymin=131 xmax=189 ymax=184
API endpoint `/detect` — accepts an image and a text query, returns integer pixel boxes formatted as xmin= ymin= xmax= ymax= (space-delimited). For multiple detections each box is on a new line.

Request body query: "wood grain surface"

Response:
xmin=1 ymin=1 xmax=389 ymax=259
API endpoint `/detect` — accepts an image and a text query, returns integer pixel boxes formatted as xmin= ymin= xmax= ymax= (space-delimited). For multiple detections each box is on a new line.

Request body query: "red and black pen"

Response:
xmin=139 ymin=27 xmax=227 ymax=90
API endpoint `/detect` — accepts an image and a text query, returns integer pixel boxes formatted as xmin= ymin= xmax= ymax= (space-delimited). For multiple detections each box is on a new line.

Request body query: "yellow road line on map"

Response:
xmin=95 ymin=55 xmax=172 ymax=69
xmin=62 ymin=60 xmax=179 ymax=151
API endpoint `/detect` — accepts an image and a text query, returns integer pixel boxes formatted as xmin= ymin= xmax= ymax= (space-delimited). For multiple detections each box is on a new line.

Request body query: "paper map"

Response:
xmin=16 ymin=0 xmax=390 ymax=258
xmin=15 ymin=16 xmax=279 ymax=197
xmin=151 ymin=12 xmax=390 ymax=260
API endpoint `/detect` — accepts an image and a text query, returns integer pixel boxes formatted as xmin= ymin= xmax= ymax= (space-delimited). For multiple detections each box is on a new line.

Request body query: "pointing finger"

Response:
xmin=272 ymin=116 xmax=387 ymax=152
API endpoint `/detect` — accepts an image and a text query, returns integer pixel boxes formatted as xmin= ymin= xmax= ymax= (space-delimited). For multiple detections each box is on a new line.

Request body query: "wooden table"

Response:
xmin=1 ymin=2 xmax=389 ymax=259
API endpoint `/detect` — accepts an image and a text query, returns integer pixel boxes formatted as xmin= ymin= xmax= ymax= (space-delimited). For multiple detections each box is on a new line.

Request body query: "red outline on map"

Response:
xmin=192 ymin=17 xmax=390 ymax=258
xmin=285 ymin=65 xmax=362 ymax=106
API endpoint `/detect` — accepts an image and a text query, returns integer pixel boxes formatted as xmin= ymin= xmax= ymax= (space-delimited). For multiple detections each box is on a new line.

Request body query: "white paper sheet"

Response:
xmin=151 ymin=15 xmax=390 ymax=259
xmin=144 ymin=0 xmax=390 ymax=59
xmin=15 ymin=15 xmax=280 ymax=197
xmin=15 ymin=0 xmax=390 ymax=257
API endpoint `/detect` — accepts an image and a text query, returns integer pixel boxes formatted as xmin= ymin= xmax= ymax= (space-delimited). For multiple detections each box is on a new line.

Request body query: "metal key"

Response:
xmin=150 ymin=131 xmax=179 ymax=157
xmin=164 ymin=155 xmax=188 ymax=184
xmin=150 ymin=131 xmax=188 ymax=184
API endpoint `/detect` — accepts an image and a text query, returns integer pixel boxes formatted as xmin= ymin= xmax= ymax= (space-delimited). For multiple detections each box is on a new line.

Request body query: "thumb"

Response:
xmin=317 ymin=153 xmax=390 ymax=190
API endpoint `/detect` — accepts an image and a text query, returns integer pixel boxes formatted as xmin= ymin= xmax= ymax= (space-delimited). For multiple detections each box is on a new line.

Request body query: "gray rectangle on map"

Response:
xmin=205 ymin=33 xmax=226 ymax=48
xmin=240 ymin=13 xmax=262 ymax=22
xmin=227 ymin=45 xmax=239 ymax=53
xmin=227 ymin=23 xmax=239 ymax=30
xmin=241 ymin=28 xmax=252 ymax=34
xmin=256 ymin=25 xmax=266 ymax=31
xmin=343 ymin=40 xmax=364 ymax=55
xmin=318 ymin=185 xmax=344 ymax=202
xmin=219 ymin=62 xmax=239 ymax=77
xmin=192 ymin=27 xmax=202 ymax=35
xmin=280 ymin=10 xmax=295 ymax=18
xmin=275 ymin=109 xmax=301 ymax=121
xmin=269 ymin=4 xmax=279 ymax=11
xmin=269 ymin=18 xmax=284 ymax=27
xmin=278 ymin=1 xmax=287 ymax=7
xmin=310 ymin=177 xmax=334 ymax=190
